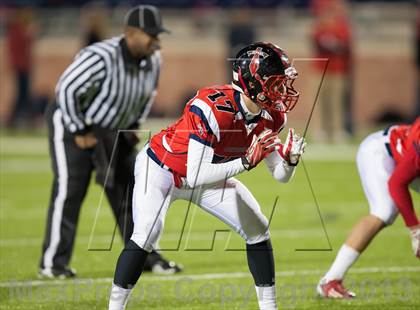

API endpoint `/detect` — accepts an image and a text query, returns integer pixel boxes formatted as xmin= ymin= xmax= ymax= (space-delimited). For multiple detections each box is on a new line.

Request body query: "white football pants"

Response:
xmin=130 ymin=146 xmax=270 ymax=252
xmin=357 ymin=130 xmax=397 ymax=225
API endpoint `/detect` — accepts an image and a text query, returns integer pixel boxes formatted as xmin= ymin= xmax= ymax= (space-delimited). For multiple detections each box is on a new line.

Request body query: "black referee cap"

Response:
xmin=124 ymin=5 xmax=170 ymax=36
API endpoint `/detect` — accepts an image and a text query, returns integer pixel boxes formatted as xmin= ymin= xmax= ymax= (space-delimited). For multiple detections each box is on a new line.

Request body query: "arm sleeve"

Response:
xmin=56 ymin=50 xmax=106 ymax=134
xmin=185 ymin=104 xmax=244 ymax=187
xmin=264 ymin=149 xmax=296 ymax=183
xmin=186 ymin=138 xmax=245 ymax=187
xmin=388 ymin=142 xmax=420 ymax=227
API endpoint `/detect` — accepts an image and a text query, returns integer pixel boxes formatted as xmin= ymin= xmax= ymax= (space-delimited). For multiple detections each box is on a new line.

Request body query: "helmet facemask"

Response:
xmin=253 ymin=71 xmax=299 ymax=112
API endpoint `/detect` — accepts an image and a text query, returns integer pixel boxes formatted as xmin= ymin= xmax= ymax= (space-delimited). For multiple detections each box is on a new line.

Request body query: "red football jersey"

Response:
xmin=389 ymin=117 xmax=420 ymax=164
xmin=149 ymin=85 xmax=287 ymax=177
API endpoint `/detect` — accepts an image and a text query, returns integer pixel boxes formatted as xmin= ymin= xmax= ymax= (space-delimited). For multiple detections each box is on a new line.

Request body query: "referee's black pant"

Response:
xmin=40 ymin=103 xmax=151 ymax=271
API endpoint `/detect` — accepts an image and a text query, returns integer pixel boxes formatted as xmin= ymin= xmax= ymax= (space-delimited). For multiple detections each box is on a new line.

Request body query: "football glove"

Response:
xmin=410 ymin=228 xmax=420 ymax=259
xmin=242 ymin=129 xmax=280 ymax=170
xmin=281 ymin=128 xmax=306 ymax=166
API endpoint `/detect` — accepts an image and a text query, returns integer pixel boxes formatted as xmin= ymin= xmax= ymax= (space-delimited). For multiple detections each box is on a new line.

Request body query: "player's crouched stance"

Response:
xmin=108 ymin=42 xmax=305 ymax=310
xmin=317 ymin=117 xmax=420 ymax=299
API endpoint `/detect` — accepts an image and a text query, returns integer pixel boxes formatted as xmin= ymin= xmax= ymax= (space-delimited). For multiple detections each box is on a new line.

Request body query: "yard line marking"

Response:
xmin=0 ymin=227 xmax=409 ymax=247
xmin=0 ymin=143 xmax=359 ymax=173
xmin=0 ymin=160 xmax=50 ymax=173
xmin=1 ymin=266 xmax=419 ymax=288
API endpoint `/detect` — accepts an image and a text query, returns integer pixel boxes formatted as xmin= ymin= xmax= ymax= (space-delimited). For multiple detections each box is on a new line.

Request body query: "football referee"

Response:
xmin=39 ymin=5 xmax=182 ymax=278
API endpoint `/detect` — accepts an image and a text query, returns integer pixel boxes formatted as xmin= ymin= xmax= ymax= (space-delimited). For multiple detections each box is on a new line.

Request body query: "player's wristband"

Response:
xmin=241 ymin=157 xmax=252 ymax=171
xmin=287 ymin=159 xmax=299 ymax=167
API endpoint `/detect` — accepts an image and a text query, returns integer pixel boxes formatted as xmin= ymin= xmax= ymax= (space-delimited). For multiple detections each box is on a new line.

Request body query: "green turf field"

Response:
xmin=0 ymin=132 xmax=419 ymax=309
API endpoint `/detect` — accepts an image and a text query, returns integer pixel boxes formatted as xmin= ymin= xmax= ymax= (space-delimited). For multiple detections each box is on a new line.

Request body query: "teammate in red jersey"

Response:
xmin=317 ymin=117 xmax=420 ymax=299
xmin=108 ymin=42 xmax=306 ymax=310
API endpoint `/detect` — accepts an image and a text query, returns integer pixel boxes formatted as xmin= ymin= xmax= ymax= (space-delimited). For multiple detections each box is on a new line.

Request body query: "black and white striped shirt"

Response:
xmin=56 ymin=36 xmax=161 ymax=133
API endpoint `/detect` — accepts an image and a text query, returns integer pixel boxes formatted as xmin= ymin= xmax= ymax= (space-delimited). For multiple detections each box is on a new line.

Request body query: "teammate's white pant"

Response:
xmin=356 ymin=130 xmax=398 ymax=225
xmin=130 ymin=146 xmax=270 ymax=252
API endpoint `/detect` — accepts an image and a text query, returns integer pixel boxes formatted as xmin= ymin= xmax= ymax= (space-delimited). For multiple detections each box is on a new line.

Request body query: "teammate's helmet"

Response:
xmin=232 ymin=42 xmax=299 ymax=112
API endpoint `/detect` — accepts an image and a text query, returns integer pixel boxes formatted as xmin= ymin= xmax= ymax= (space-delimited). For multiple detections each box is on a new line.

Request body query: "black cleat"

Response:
xmin=143 ymin=251 xmax=183 ymax=275
xmin=38 ymin=267 xmax=77 ymax=279
xmin=151 ymin=258 xmax=183 ymax=275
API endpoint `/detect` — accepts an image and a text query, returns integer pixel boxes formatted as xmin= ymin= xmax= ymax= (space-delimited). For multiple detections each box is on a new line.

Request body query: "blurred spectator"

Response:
xmin=80 ymin=1 xmax=109 ymax=47
xmin=311 ymin=0 xmax=353 ymax=142
xmin=226 ymin=6 xmax=256 ymax=82
xmin=227 ymin=6 xmax=256 ymax=56
xmin=5 ymin=7 xmax=36 ymax=128
xmin=31 ymin=85 xmax=50 ymax=128
xmin=192 ymin=0 xmax=218 ymax=33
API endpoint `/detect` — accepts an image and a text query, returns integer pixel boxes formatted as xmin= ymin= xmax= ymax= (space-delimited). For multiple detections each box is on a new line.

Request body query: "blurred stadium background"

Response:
xmin=1 ymin=1 xmax=419 ymax=309
xmin=0 ymin=0 xmax=418 ymax=134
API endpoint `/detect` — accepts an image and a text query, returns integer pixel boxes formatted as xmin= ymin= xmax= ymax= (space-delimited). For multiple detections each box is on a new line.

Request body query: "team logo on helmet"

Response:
xmin=247 ymin=47 xmax=268 ymax=76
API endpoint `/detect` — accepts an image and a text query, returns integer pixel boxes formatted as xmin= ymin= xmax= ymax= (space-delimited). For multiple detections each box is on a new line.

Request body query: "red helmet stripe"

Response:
xmin=249 ymin=47 xmax=263 ymax=76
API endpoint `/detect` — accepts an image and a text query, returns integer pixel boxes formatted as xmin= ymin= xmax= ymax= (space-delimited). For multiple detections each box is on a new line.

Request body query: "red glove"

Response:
xmin=242 ymin=129 xmax=280 ymax=170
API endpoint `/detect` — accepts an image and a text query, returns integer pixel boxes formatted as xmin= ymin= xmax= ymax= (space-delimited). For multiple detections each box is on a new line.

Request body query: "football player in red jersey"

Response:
xmin=108 ymin=42 xmax=305 ymax=310
xmin=317 ymin=117 xmax=420 ymax=299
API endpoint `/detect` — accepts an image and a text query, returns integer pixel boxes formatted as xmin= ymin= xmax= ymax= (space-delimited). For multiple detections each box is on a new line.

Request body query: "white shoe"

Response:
xmin=38 ymin=267 xmax=76 ymax=279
